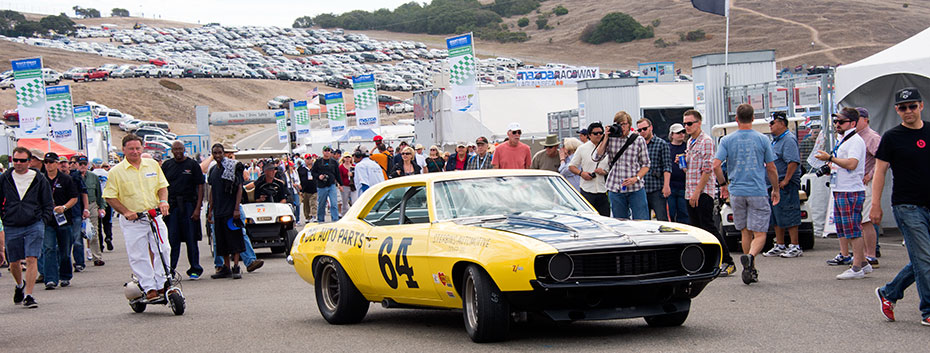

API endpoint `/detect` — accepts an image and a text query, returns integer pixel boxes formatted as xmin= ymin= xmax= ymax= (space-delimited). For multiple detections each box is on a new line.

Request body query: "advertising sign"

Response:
xmin=638 ymin=61 xmax=676 ymax=83
xmin=797 ymin=86 xmax=820 ymax=106
xmin=209 ymin=109 xmax=286 ymax=125
xmin=12 ymin=57 xmax=49 ymax=138
xmin=325 ymin=92 xmax=347 ymax=135
xmin=275 ymin=110 xmax=288 ymax=144
xmin=446 ymin=33 xmax=479 ymax=113
xmin=94 ymin=115 xmax=110 ymax=149
xmin=293 ymin=101 xmax=311 ymax=140
xmin=73 ymin=105 xmax=94 ymax=146
xmin=515 ymin=67 xmax=599 ymax=87
xmin=45 ymin=85 xmax=76 ymax=146
xmin=352 ymin=74 xmax=380 ymax=129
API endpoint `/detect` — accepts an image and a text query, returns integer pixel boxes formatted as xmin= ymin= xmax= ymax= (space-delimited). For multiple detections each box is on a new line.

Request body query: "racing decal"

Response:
xmin=432 ymin=274 xmax=440 ymax=284
xmin=446 ymin=291 xmax=456 ymax=298
xmin=431 ymin=233 xmax=489 ymax=248
xmin=511 ymin=265 xmax=524 ymax=272
xmin=302 ymin=227 xmax=365 ymax=249
xmin=378 ymin=237 xmax=419 ymax=290
xmin=437 ymin=272 xmax=453 ymax=288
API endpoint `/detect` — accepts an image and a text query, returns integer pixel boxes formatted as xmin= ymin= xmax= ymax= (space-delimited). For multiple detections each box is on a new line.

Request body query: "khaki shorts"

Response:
xmin=861 ymin=180 xmax=872 ymax=223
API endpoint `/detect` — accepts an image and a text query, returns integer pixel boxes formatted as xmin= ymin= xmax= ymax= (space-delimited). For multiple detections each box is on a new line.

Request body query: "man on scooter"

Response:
xmin=103 ymin=134 xmax=171 ymax=302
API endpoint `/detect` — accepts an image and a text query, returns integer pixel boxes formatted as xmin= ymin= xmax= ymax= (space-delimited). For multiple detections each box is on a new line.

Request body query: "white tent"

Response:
xmin=836 ymin=26 xmax=930 ymax=133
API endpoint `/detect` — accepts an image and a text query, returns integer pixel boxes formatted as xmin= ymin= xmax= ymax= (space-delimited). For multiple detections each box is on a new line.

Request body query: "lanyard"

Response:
xmin=772 ymin=131 xmax=789 ymax=146
xmin=831 ymin=130 xmax=857 ymax=156
xmin=475 ymin=153 xmax=490 ymax=169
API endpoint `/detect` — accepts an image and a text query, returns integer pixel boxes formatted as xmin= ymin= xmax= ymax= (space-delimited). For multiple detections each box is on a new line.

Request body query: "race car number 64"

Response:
xmin=378 ymin=237 xmax=419 ymax=289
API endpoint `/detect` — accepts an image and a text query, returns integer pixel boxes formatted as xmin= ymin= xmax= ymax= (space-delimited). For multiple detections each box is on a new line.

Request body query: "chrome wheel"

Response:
xmin=320 ymin=264 xmax=340 ymax=312
xmin=464 ymin=274 xmax=478 ymax=331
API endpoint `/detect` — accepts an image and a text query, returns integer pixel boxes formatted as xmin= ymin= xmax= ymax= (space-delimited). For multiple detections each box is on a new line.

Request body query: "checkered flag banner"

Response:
xmin=449 ymin=54 xmax=476 ymax=85
xmin=354 ymin=88 xmax=377 ymax=110
xmin=294 ymin=109 xmax=309 ymax=125
xmin=328 ymin=103 xmax=346 ymax=119
xmin=16 ymin=79 xmax=45 ymax=107
xmin=47 ymin=99 xmax=73 ymax=123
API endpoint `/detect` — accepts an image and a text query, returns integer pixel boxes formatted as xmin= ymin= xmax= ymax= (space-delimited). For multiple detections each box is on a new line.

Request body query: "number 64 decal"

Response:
xmin=378 ymin=236 xmax=419 ymax=289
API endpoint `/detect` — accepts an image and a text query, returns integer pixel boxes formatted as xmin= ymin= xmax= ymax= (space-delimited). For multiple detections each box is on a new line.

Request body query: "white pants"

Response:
xmin=119 ymin=214 xmax=172 ymax=292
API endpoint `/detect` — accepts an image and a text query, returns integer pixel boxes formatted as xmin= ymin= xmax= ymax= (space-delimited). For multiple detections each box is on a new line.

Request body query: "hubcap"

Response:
xmin=320 ymin=264 xmax=340 ymax=312
xmin=464 ymin=275 xmax=478 ymax=330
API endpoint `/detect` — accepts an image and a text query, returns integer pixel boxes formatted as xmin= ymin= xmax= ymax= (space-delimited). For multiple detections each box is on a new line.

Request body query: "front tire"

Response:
xmin=285 ymin=229 xmax=298 ymax=256
xmin=168 ymin=291 xmax=185 ymax=315
xmin=462 ymin=264 xmax=510 ymax=343
xmin=644 ymin=310 xmax=689 ymax=327
xmin=314 ymin=257 xmax=369 ymax=324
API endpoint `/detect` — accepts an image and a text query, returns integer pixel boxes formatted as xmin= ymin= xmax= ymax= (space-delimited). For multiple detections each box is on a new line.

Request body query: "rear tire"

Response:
xmin=462 ymin=264 xmax=510 ymax=343
xmin=314 ymin=257 xmax=369 ymax=324
xmin=130 ymin=301 xmax=146 ymax=313
xmin=644 ymin=310 xmax=689 ymax=327
xmin=285 ymin=229 xmax=298 ymax=256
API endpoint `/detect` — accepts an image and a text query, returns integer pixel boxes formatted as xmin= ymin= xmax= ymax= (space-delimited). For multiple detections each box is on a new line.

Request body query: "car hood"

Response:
xmin=457 ymin=211 xmax=701 ymax=252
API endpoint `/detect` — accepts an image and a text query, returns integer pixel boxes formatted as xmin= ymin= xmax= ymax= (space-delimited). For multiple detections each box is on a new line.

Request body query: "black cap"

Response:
xmin=71 ymin=155 xmax=88 ymax=163
xmin=895 ymin=87 xmax=922 ymax=105
xmin=771 ymin=111 xmax=788 ymax=123
xmin=44 ymin=152 xmax=59 ymax=162
xmin=352 ymin=150 xmax=366 ymax=158
xmin=333 ymin=149 xmax=342 ymax=154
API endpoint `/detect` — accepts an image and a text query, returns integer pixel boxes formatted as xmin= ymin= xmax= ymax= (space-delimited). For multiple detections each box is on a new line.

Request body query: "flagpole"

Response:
xmin=724 ymin=0 xmax=730 ymax=86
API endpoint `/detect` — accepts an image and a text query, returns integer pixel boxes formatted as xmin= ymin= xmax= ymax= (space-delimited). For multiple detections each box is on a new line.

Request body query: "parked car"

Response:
xmin=42 ymin=68 xmax=62 ymax=85
xmin=134 ymin=64 xmax=159 ymax=78
xmin=135 ymin=127 xmax=177 ymax=140
xmin=110 ymin=67 xmax=136 ymax=78
xmin=267 ymin=95 xmax=294 ymax=109
xmin=73 ymin=68 xmax=109 ymax=82
xmin=119 ymin=119 xmax=147 ymax=131
xmin=143 ymin=141 xmax=171 ymax=156
xmin=136 ymin=121 xmax=171 ymax=132
xmin=157 ymin=65 xmax=183 ymax=78
xmin=101 ymin=109 xmax=134 ymax=125
xmin=387 ymin=103 xmax=412 ymax=114
xmin=148 ymin=58 xmax=167 ymax=66
xmin=2 ymin=109 xmax=18 ymax=122
xmin=144 ymin=134 xmax=176 ymax=145
xmin=0 ymin=77 xmax=13 ymax=90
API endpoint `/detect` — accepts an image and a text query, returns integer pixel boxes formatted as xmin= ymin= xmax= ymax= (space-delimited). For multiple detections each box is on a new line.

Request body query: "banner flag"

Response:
xmin=446 ymin=33 xmax=480 ymax=113
xmin=74 ymin=105 xmax=94 ymax=146
xmin=293 ymin=100 xmax=311 ymax=140
xmin=275 ymin=110 xmax=288 ymax=144
xmin=45 ymin=85 xmax=77 ymax=146
xmin=691 ymin=0 xmax=728 ymax=16
xmin=325 ymin=92 xmax=347 ymax=135
xmin=352 ymin=74 xmax=380 ymax=129
xmin=12 ymin=57 xmax=49 ymax=138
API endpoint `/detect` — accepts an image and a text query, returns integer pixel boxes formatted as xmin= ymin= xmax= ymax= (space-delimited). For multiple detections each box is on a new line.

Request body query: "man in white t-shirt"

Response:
xmin=568 ymin=122 xmax=610 ymax=216
xmin=815 ymin=107 xmax=869 ymax=279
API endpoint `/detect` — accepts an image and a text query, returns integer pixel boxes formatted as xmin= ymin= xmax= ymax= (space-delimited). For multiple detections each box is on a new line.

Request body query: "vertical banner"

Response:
xmin=293 ymin=101 xmax=311 ymax=140
xmin=352 ymin=74 xmax=380 ymax=129
xmin=446 ymin=33 xmax=479 ymax=113
xmin=325 ymin=92 xmax=347 ymax=135
xmin=275 ymin=110 xmax=288 ymax=144
xmin=45 ymin=85 xmax=77 ymax=147
xmin=74 ymin=105 xmax=94 ymax=147
xmin=12 ymin=57 xmax=49 ymax=138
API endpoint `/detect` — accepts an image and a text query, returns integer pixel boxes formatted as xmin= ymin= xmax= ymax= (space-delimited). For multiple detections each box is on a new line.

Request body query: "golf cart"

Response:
xmin=711 ymin=117 xmax=816 ymax=251
xmin=235 ymin=149 xmax=298 ymax=255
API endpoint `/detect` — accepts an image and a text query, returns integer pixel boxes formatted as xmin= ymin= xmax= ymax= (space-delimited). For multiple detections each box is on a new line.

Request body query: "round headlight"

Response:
xmin=548 ymin=253 xmax=574 ymax=282
xmin=680 ymin=245 xmax=705 ymax=274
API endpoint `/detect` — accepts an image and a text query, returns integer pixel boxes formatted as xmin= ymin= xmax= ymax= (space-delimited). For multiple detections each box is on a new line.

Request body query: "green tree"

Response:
xmin=12 ymin=20 xmax=43 ymax=37
xmin=517 ymin=17 xmax=529 ymax=27
xmin=581 ymin=12 xmax=653 ymax=44
xmin=111 ymin=8 xmax=130 ymax=17
xmin=86 ymin=8 xmax=101 ymax=18
xmin=490 ymin=0 xmax=540 ymax=17
xmin=553 ymin=5 xmax=568 ymax=16
xmin=39 ymin=13 xmax=76 ymax=35
xmin=0 ymin=10 xmax=26 ymax=35
xmin=535 ymin=17 xmax=548 ymax=30
xmin=312 ymin=13 xmax=340 ymax=28
xmin=292 ymin=16 xmax=313 ymax=28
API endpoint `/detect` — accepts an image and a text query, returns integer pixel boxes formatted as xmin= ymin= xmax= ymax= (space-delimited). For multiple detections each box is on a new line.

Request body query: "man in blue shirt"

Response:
xmin=713 ymin=104 xmax=780 ymax=285
xmin=763 ymin=112 xmax=804 ymax=259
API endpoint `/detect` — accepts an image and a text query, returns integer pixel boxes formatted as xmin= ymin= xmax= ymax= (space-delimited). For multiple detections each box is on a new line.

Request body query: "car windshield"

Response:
xmin=432 ymin=176 xmax=591 ymax=221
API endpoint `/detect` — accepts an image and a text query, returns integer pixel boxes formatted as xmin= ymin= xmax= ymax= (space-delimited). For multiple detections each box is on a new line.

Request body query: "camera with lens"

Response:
xmin=607 ymin=123 xmax=625 ymax=137
xmin=814 ymin=164 xmax=832 ymax=177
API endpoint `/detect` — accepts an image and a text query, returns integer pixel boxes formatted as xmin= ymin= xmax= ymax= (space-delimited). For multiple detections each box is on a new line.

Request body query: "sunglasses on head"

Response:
xmin=12 ymin=158 xmax=29 ymax=163
xmin=682 ymin=121 xmax=697 ymax=127
xmin=636 ymin=127 xmax=649 ymax=133
xmin=897 ymin=103 xmax=920 ymax=112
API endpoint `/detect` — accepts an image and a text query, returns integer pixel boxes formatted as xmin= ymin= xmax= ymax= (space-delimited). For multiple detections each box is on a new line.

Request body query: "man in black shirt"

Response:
xmin=298 ymin=155 xmax=317 ymax=222
xmin=253 ymin=164 xmax=288 ymax=203
xmin=162 ymin=141 xmax=205 ymax=280
xmin=311 ymin=146 xmax=341 ymax=222
xmin=207 ymin=143 xmax=246 ymax=279
xmin=41 ymin=153 xmax=78 ymax=289
xmin=873 ymin=87 xmax=930 ymax=325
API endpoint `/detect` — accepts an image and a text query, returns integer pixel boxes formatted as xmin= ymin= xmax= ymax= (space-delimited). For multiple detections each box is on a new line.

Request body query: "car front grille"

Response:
xmin=535 ymin=245 xmax=719 ymax=282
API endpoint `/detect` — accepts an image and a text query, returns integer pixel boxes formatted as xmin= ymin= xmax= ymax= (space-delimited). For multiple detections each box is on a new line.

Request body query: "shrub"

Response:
xmin=652 ymin=19 xmax=661 ymax=27
xmin=536 ymin=17 xmax=549 ymax=30
xmin=518 ymin=17 xmax=529 ymax=27
xmin=553 ymin=5 xmax=569 ymax=16
xmin=654 ymin=38 xmax=669 ymax=48
xmin=680 ymin=29 xmax=706 ymax=42
xmin=581 ymin=12 xmax=654 ymax=44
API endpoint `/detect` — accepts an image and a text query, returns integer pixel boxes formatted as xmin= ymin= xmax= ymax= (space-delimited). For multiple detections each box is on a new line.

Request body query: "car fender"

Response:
xmin=292 ymin=222 xmax=371 ymax=293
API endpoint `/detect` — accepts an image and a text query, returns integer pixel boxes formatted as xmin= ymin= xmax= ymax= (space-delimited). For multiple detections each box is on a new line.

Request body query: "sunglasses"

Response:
xmin=476 ymin=142 xmax=487 ymax=146
xmin=511 ymin=130 xmax=522 ymax=135
xmin=682 ymin=121 xmax=697 ymax=127
xmin=12 ymin=158 xmax=29 ymax=163
xmin=833 ymin=119 xmax=853 ymax=124
xmin=545 ymin=145 xmax=558 ymax=149
xmin=673 ymin=131 xmax=686 ymax=134
xmin=44 ymin=160 xmax=57 ymax=164
xmin=590 ymin=131 xmax=604 ymax=136
xmin=402 ymin=152 xmax=412 ymax=155
xmin=636 ymin=127 xmax=649 ymax=133
xmin=896 ymin=103 xmax=920 ymax=112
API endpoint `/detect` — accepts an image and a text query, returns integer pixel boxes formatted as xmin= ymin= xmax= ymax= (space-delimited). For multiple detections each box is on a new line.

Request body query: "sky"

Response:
xmin=2 ymin=0 xmax=416 ymax=26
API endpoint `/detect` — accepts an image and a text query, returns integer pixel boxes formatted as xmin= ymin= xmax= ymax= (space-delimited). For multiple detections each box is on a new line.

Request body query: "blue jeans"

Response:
xmin=667 ymin=189 xmax=690 ymax=224
xmin=646 ymin=190 xmax=669 ymax=221
xmin=43 ymin=223 xmax=73 ymax=284
xmin=608 ymin=188 xmax=649 ymax=220
xmin=167 ymin=201 xmax=203 ymax=276
xmin=212 ymin=206 xmax=257 ymax=268
xmin=317 ymin=185 xmax=340 ymax=222
xmin=71 ymin=216 xmax=85 ymax=268
xmin=291 ymin=191 xmax=301 ymax=223
xmin=880 ymin=204 xmax=930 ymax=319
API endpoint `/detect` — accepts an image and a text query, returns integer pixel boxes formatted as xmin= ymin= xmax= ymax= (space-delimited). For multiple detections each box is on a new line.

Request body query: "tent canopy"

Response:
xmin=836 ymin=26 xmax=930 ymax=102
xmin=17 ymin=138 xmax=77 ymax=159
xmin=335 ymin=128 xmax=377 ymax=142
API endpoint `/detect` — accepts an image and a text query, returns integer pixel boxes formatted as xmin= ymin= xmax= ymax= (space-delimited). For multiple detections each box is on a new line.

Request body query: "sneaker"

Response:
xmin=189 ymin=273 xmax=201 ymax=281
xmin=210 ymin=267 xmax=231 ymax=279
xmin=836 ymin=267 xmax=865 ymax=280
xmin=875 ymin=287 xmax=895 ymax=322
xmin=246 ymin=259 xmax=264 ymax=273
xmin=867 ymin=257 xmax=880 ymax=268
xmin=862 ymin=263 xmax=874 ymax=274
xmin=780 ymin=246 xmax=803 ymax=258
xmin=60 ymin=280 xmax=70 ymax=287
xmin=45 ymin=282 xmax=57 ymax=290
xmin=827 ymin=254 xmax=853 ymax=266
xmin=740 ymin=254 xmax=756 ymax=285
xmin=718 ymin=263 xmax=736 ymax=277
xmin=13 ymin=282 xmax=25 ymax=304
xmin=35 ymin=275 xmax=44 ymax=284
xmin=106 ymin=239 xmax=114 ymax=251
xmin=922 ymin=317 xmax=930 ymax=326
xmin=73 ymin=265 xmax=84 ymax=273
xmin=763 ymin=245 xmax=786 ymax=257
xmin=22 ymin=295 xmax=37 ymax=308
xmin=232 ymin=265 xmax=242 ymax=279
xmin=93 ymin=260 xmax=105 ymax=266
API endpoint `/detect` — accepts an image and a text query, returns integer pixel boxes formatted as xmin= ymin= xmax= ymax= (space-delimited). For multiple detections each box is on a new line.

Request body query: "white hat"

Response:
xmin=669 ymin=123 xmax=685 ymax=133
xmin=508 ymin=122 xmax=522 ymax=131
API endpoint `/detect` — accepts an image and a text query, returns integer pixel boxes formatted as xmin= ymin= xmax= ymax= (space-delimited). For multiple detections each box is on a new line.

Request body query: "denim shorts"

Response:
xmin=731 ymin=195 xmax=771 ymax=233
xmin=771 ymin=181 xmax=801 ymax=228
xmin=4 ymin=221 xmax=45 ymax=262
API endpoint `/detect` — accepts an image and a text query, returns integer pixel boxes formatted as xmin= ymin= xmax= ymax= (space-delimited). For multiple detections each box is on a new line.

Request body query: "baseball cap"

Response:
xmin=855 ymin=107 xmax=869 ymax=119
xmin=92 ymin=158 xmax=103 ymax=165
xmin=373 ymin=135 xmax=383 ymax=142
xmin=29 ymin=148 xmax=44 ymax=160
xmin=414 ymin=144 xmax=424 ymax=149
xmin=44 ymin=152 xmax=59 ymax=162
xmin=467 ymin=142 xmax=476 ymax=148
xmin=262 ymin=163 xmax=276 ymax=171
xmin=771 ymin=111 xmax=789 ymax=123
xmin=303 ymin=153 xmax=313 ymax=159
xmin=577 ymin=128 xmax=588 ymax=135
xmin=71 ymin=155 xmax=88 ymax=163
xmin=895 ymin=87 xmax=922 ymax=105
xmin=507 ymin=122 xmax=521 ymax=131
xmin=456 ymin=142 xmax=466 ymax=148
xmin=333 ymin=149 xmax=342 ymax=154
xmin=352 ymin=149 xmax=367 ymax=158
xmin=322 ymin=146 xmax=332 ymax=151
xmin=669 ymin=123 xmax=685 ymax=133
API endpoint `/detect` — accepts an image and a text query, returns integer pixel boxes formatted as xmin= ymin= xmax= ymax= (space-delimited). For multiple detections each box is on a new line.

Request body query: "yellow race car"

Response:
xmin=290 ymin=169 xmax=721 ymax=342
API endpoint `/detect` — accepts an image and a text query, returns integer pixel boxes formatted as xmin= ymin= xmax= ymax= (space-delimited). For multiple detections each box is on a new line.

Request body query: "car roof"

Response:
xmin=376 ymin=169 xmax=560 ymax=185
xmin=711 ymin=117 xmax=807 ymax=138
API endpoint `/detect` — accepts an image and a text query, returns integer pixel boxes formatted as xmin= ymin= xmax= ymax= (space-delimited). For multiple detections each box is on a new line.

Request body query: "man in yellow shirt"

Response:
xmin=103 ymin=134 xmax=171 ymax=302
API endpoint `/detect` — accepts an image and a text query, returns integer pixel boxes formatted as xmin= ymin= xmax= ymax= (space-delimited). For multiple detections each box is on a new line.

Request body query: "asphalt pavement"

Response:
xmin=3 ymin=225 xmax=930 ymax=352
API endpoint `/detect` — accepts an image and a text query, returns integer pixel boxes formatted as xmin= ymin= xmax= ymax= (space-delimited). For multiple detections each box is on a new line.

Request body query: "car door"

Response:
xmin=361 ymin=184 xmax=439 ymax=303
